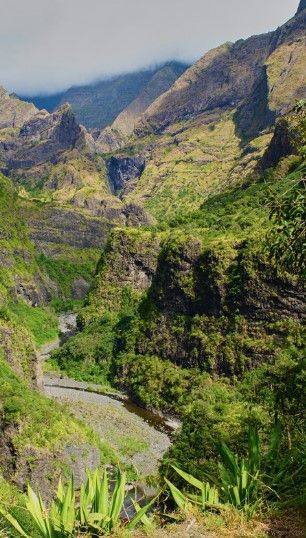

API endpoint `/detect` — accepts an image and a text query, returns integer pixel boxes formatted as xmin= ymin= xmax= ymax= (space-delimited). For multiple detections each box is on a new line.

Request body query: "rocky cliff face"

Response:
xmin=106 ymin=155 xmax=146 ymax=194
xmin=0 ymin=91 xmax=153 ymax=234
xmin=111 ymin=62 xmax=188 ymax=137
xmin=134 ymin=9 xmax=306 ymax=138
xmin=82 ymin=228 xmax=305 ymax=375
xmin=0 ymin=87 xmax=38 ymax=129
xmin=1 ymin=104 xmax=83 ymax=171
xmin=260 ymin=104 xmax=306 ymax=169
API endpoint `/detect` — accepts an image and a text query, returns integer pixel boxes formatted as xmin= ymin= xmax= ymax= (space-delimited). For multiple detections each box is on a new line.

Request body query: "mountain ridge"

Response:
xmin=133 ymin=7 xmax=306 ymax=138
xmin=20 ymin=62 xmax=188 ymax=130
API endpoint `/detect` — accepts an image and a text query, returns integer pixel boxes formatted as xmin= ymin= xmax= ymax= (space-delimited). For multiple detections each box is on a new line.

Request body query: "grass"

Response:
xmin=114 ymin=435 xmax=150 ymax=458
xmin=37 ymin=253 xmax=97 ymax=299
xmin=124 ymin=112 xmax=271 ymax=221
xmin=8 ymin=301 xmax=58 ymax=347
xmin=0 ymin=355 xmax=90 ymax=450
xmin=164 ymin=156 xmax=306 ymax=243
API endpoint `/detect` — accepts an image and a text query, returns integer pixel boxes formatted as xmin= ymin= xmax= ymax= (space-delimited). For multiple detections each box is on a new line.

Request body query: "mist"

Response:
xmin=0 ymin=0 xmax=299 ymax=95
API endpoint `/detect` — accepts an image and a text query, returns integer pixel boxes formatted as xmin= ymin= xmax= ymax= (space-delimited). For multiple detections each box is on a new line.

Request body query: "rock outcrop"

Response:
xmin=0 ymin=87 xmax=38 ymax=129
xmin=260 ymin=104 xmax=305 ymax=169
xmin=106 ymin=155 xmax=146 ymax=194
xmin=1 ymin=104 xmax=83 ymax=171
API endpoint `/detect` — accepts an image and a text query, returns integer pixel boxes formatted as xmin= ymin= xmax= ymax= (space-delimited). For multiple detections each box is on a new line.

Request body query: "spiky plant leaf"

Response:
xmin=165 ymin=478 xmax=189 ymax=510
xmin=0 ymin=508 xmax=30 ymax=538
xmin=171 ymin=465 xmax=204 ymax=491
xmin=109 ymin=469 xmax=126 ymax=528
xmin=128 ymin=497 xmax=156 ymax=530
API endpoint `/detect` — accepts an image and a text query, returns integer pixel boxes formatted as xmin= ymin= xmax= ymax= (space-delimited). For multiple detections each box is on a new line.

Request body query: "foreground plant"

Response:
xmin=166 ymin=429 xmax=262 ymax=517
xmin=0 ymin=467 xmax=154 ymax=537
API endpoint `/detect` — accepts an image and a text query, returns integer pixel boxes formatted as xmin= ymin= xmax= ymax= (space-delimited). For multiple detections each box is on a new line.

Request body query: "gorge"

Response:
xmin=0 ymin=2 xmax=305 ymax=537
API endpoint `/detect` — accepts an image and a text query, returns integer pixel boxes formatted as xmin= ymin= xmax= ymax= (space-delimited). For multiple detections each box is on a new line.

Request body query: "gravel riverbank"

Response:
xmin=42 ymin=314 xmax=173 ymax=478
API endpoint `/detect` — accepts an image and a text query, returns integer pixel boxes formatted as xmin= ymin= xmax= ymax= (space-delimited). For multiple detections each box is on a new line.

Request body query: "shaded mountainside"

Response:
xmin=134 ymin=8 xmax=306 ymax=138
xmin=23 ymin=62 xmax=188 ymax=130
xmin=111 ymin=62 xmax=188 ymax=137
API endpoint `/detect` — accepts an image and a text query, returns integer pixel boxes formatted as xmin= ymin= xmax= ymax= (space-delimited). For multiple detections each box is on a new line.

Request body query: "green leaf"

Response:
xmin=128 ymin=497 xmax=156 ymax=530
xmin=165 ymin=477 xmax=189 ymax=510
xmin=0 ymin=507 xmax=30 ymax=538
xmin=171 ymin=465 xmax=204 ymax=491
xmin=109 ymin=469 xmax=126 ymax=528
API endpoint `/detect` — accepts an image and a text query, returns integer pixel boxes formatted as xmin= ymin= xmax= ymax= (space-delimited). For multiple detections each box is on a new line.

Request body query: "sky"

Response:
xmin=0 ymin=0 xmax=299 ymax=96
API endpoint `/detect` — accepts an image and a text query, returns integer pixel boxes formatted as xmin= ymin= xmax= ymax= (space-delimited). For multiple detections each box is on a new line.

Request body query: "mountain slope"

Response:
xmin=111 ymin=62 xmax=188 ymax=137
xmin=0 ymin=87 xmax=38 ymax=129
xmin=98 ymin=6 xmax=306 ymax=221
xmin=58 ymin=104 xmax=306 ymax=401
xmin=53 ymin=62 xmax=188 ymax=129
xmin=135 ymin=8 xmax=306 ymax=138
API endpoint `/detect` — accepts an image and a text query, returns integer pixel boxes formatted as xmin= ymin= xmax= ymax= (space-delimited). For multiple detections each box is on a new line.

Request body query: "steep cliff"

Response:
xmin=135 ymin=8 xmax=306 ymax=137
xmin=111 ymin=62 xmax=188 ymax=137
xmin=64 ymin=107 xmax=305 ymax=399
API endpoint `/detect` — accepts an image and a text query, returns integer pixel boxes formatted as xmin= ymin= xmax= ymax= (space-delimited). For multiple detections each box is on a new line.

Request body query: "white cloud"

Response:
xmin=0 ymin=0 xmax=299 ymax=95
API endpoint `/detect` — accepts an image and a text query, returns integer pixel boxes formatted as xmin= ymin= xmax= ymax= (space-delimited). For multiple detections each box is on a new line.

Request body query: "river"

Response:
xmin=41 ymin=313 xmax=179 ymax=479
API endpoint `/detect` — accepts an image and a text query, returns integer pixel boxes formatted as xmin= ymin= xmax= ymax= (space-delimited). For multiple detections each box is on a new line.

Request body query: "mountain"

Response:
xmin=0 ymin=86 xmax=38 ymax=129
xmin=0 ymin=2 xmax=305 ymax=527
xmin=20 ymin=91 xmax=65 ymax=113
xmin=135 ymin=8 xmax=306 ymax=138
xmin=111 ymin=62 xmax=189 ymax=137
xmin=96 ymin=5 xmax=306 ymax=221
xmin=21 ymin=62 xmax=188 ymax=130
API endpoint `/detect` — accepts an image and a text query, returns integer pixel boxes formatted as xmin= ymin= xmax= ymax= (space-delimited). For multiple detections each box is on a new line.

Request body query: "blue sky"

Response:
xmin=0 ymin=0 xmax=299 ymax=95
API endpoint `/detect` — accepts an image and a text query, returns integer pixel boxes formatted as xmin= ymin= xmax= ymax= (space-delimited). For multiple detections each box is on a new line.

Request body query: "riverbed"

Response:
xmin=41 ymin=313 xmax=177 ymax=478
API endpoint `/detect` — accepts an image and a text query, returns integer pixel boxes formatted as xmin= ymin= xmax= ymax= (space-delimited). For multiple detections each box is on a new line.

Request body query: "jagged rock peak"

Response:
xmin=57 ymin=102 xmax=73 ymax=114
xmin=0 ymin=86 xmax=38 ymax=129
xmin=297 ymin=0 xmax=306 ymax=13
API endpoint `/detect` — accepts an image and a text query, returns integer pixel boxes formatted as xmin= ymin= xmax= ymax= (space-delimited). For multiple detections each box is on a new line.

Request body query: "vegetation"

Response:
xmin=0 ymin=61 xmax=305 ymax=538
xmin=7 ymin=301 xmax=58 ymax=347
xmin=0 ymin=468 xmax=154 ymax=537
xmin=37 ymin=251 xmax=99 ymax=300
xmin=0 ymin=355 xmax=111 ymax=454
xmin=267 ymin=175 xmax=305 ymax=279
xmin=166 ymin=428 xmax=261 ymax=517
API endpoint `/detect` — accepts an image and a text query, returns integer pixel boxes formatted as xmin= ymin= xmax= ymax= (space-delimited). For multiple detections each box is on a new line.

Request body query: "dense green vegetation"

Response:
xmin=7 ymin=301 xmax=58 ymax=347
xmin=49 ymin=154 xmax=306 ymax=406
xmin=37 ymin=252 xmax=98 ymax=301
xmin=0 ymin=355 xmax=91 ymax=451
